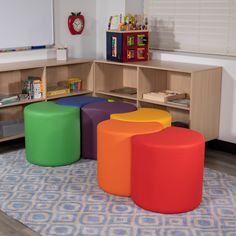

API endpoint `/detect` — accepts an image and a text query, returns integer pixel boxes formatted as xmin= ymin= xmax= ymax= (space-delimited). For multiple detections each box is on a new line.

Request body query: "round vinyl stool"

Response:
xmin=111 ymin=108 xmax=171 ymax=128
xmin=24 ymin=101 xmax=80 ymax=166
xmin=97 ymin=119 xmax=163 ymax=197
xmin=81 ymin=102 xmax=136 ymax=160
xmin=55 ymin=95 xmax=107 ymax=108
xmin=131 ymin=127 xmax=205 ymax=213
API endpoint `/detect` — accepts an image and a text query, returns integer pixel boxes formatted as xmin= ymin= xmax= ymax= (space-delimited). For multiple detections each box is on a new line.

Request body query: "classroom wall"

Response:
xmin=54 ymin=0 xmax=96 ymax=58
xmin=96 ymin=0 xmax=126 ymax=59
xmin=125 ymin=0 xmax=143 ymax=15
xmin=0 ymin=0 xmax=97 ymax=63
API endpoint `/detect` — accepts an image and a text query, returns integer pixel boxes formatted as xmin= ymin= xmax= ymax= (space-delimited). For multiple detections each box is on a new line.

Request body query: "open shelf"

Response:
xmin=96 ymin=90 xmax=137 ymax=101
xmin=0 ymin=133 xmax=24 ymax=142
xmin=46 ymin=90 xmax=92 ymax=100
xmin=138 ymin=98 xmax=190 ymax=111
xmin=0 ymin=98 xmax=45 ymax=108
xmin=94 ymin=62 xmax=137 ymax=99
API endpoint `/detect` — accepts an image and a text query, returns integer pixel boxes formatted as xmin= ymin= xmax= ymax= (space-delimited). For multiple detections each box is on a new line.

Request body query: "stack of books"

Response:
xmin=143 ymin=90 xmax=186 ymax=103
xmin=166 ymin=99 xmax=190 ymax=107
xmin=0 ymin=95 xmax=19 ymax=105
xmin=22 ymin=76 xmax=43 ymax=99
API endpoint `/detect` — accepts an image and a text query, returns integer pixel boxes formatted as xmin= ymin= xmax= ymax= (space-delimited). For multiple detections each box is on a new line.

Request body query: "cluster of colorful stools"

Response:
xmin=24 ymin=95 xmax=205 ymax=214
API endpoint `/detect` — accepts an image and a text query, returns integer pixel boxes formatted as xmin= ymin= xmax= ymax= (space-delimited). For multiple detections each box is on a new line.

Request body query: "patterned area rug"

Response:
xmin=0 ymin=149 xmax=236 ymax=236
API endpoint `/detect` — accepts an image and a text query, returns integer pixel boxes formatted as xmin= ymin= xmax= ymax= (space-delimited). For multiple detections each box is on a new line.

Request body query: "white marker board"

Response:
xmin=0 ymin=0 xmax=54 ymax=49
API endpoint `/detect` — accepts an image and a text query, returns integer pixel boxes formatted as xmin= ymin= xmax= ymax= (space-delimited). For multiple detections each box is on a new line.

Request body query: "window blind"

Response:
xmin=144 ymin=0 xmax=236 ymax=56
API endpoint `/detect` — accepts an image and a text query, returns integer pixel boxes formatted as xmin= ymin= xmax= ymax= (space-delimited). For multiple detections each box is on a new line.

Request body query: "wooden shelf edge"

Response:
xmin=0 ymin=133 xmax=24 ymax=142
xmin=95 ymin=91 xmax=137 ymax=101
xmin=138 ymin=98 xmax=190 ymax=111
xmin=46 ymin=90 xmax=92 ymax=100
xmin=0 ymin=98 xmax=45 ymax=108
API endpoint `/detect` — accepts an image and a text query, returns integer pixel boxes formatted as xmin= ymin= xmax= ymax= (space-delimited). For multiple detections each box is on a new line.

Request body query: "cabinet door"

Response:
xmin=106 ymin=32 xmax=123 ymax=62
xmin=123 ymin=32 xmax=149 ymax=62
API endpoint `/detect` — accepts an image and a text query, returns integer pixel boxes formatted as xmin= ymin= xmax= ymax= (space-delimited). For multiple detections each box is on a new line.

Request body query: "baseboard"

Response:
xmin=206 ymin=139 xmax=236 ymax=154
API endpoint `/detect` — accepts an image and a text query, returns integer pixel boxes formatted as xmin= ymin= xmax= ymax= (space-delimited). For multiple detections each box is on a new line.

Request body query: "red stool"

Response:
xmin=131 ymin=127 xmax=205 ymax=213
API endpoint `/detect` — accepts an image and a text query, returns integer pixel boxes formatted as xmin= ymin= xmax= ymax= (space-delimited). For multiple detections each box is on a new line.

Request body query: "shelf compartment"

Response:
xmin=138 ymin=67 xmax=191 ymax=100
xmin=0 ymin=133 xmax=24 ymax=142
xmin=139 ymin=101 xmax=190 ymax=127
xmin=0 ymin=67 xmax=45 ymax=100
xmin=0 ymin=98 xmax=44 ymax=108
xmin=96 ymin=90 xmax=137 ymax=101
xmin=95 ymin=62 xmax=138 ymax=98
xmin=46 ymin=62 xmax=94 ymax=97
xmin=167 ymin=107 xmax=190 ymax=127
xmin=46 ymin=90 xmax=93 ymax=100
xmin=0 ymin=106 xmax=25 ymax=141
xmin=138 ymin=98 xmax=190 ymax=111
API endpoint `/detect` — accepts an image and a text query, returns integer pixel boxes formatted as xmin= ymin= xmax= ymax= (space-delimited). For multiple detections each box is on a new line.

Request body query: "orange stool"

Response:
xmin=97 ymin=120 xmax=163 ymax=197
xmin=131 ymin=127 xmax=205 ymax=213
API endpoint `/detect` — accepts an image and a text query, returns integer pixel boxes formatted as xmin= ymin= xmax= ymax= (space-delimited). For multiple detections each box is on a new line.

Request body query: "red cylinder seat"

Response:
xmin=131 ymin=127 xmax=205 ymax=213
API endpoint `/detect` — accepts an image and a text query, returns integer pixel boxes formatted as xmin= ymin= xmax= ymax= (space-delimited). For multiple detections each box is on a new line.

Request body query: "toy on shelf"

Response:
xmin=108 ymin=14 xmax=148 ymax=32
xmin=107 ymin=14 xmax=149 ymax=62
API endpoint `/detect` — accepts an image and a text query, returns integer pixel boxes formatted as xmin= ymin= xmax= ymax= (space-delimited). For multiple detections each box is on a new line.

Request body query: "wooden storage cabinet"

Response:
xmin=0 ymin=59 xmax=93 ymax=142
xmin=94 ymin=60 xmax=222 ymax=141
xmin=0 ymin=58 xmax=222 ymax=142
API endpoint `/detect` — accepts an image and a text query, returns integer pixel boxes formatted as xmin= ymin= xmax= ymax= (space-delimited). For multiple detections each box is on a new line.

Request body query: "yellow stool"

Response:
xmin=111 ymin=108 xmax=171 ymax=128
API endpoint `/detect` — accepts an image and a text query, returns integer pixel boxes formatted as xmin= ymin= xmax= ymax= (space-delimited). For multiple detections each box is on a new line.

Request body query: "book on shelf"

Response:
xmin=47 ymin=86 xmax=70 ymax=97
xmin=0 ymin=95 xmax=19 ymax=105
xmin=143 ymin=90 xmax=186 ymax=103
xmin=22 ymin=76 xmax=43 ymax=99
xmin=110 ymin=87 xmax=137 ymax=95
xmin=166 ymin=98 xmax=190 ymax=107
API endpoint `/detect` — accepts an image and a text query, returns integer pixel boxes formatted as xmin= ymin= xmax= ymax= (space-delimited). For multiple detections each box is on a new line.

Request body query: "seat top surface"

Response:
xmin=111 ymin=108 xmax=171 ymax=122
xmin=55 ymin=95 xmax=107 ymax=108
xmin=82 ymin=101 xmax=137 ymax=113
xmin=98 ymin=119 xmax=163 ymax=135
xmin=133 ymin=126 xmax=204 ymax=147
xmin=24 ymin=101 xmax=78 ymax=116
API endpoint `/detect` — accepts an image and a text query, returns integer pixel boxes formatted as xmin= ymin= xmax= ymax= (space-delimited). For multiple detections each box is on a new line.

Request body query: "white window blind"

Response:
xmin=144 ymin=0 xmax=236 ymax=56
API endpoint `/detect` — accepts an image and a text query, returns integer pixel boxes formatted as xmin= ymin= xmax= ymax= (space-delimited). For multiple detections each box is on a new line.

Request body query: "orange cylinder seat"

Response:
xmin=131 ymin=127 xmax=205 ymax=213
xmin=97 ymin=119 xmax=163 ymax=197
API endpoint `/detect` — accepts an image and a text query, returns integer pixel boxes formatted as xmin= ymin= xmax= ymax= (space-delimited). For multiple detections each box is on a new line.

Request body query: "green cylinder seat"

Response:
xmin=24 ymin=101 xmax=80 ymax=166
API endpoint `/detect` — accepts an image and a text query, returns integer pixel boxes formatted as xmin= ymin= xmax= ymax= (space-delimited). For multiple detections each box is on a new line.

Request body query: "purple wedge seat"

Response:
xmin=81 ymin=102 xmax=137 ymax=159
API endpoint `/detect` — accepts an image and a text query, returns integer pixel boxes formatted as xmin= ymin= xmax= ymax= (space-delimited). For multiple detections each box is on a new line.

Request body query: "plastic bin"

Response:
xmin=0 ymin=120 xmax=24 ymax=137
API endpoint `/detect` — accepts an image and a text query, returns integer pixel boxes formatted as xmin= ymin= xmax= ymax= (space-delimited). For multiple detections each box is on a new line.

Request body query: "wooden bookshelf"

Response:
xmin=94 ymin=59 xmax=222 ymax=141
xmin=0 ymin=58 xmax=94 ymax=142
xmin=0 ymin=58 xmax=222 ymax=142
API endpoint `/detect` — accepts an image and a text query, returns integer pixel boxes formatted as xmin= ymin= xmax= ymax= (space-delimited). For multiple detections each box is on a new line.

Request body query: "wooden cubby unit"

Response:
xmin=94 ymin=60 xmax=222 ymax=141
xmin=0 ymin=58 xmax=222 ymax=142
xmin=0 ymin=58 xmax=94 ymax=142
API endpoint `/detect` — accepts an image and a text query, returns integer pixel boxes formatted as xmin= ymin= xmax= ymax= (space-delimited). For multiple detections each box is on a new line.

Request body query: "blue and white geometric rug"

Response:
xmin=0 ymin=149 xmax=236 ymax=236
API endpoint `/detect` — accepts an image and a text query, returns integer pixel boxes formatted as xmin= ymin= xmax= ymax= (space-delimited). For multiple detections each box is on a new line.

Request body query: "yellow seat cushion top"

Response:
xmin=110 ymin=108 xmax=171 ymax=128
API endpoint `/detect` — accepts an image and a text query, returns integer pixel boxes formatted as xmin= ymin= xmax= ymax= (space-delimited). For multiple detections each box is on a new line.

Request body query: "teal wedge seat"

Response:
xmin=24 ymin=101 xmax=80 ymax=166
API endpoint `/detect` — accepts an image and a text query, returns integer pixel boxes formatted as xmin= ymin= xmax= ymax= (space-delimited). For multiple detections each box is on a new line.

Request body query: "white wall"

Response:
xmin=151 ymin=51 xmax=236 ymax=143
xmin=125 ymin=0 xmax=143 ymax=15
xmin=96 ymin=0 xmax=126 ymax=59
xmin=54 ymin=0 xmax=96 ymax=58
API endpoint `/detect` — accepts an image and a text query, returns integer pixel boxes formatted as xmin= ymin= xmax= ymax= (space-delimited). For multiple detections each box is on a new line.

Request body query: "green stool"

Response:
xmin=24 ymin=101 xmax=80 ymax=166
